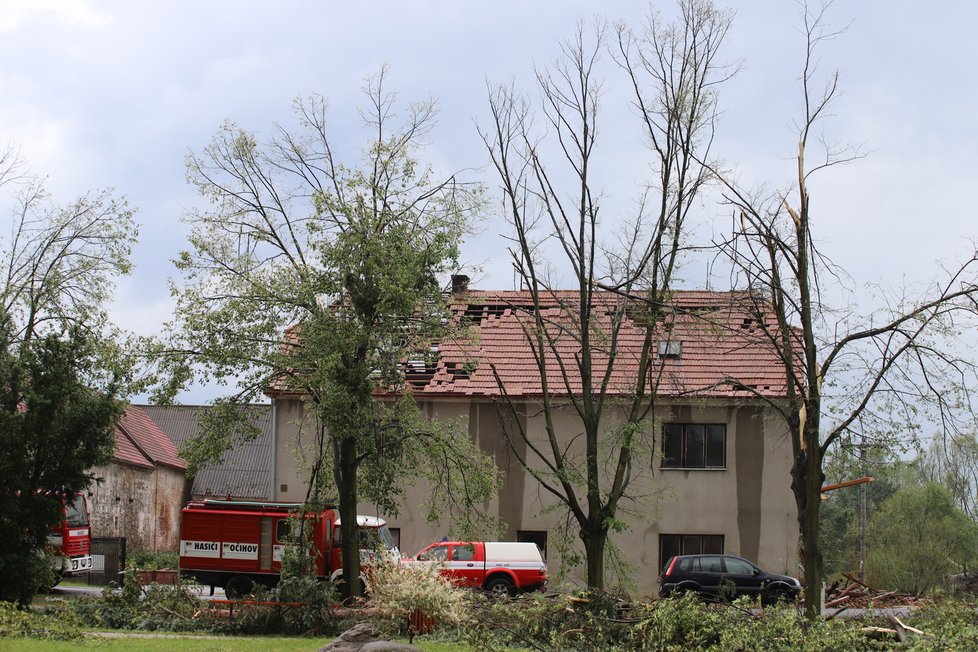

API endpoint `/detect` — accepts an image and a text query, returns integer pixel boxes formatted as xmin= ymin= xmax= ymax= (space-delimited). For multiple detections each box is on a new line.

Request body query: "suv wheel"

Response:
xmin=761 ymin=585 xmax=791 ymax=607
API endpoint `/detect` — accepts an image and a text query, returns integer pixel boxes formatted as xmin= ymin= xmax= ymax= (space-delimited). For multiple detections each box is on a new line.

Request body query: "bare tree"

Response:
xmin=713 ymin=2 xmax=978 ymax=617
xmin=480 ymin=1 xmax=733 ymax=590
xmin=0 ymin=146 xmax=136 ymax=352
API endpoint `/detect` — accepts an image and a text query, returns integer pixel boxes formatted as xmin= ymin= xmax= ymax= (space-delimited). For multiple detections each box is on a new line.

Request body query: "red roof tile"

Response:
xmin=113 ymin=406 xmax=187 ymax=471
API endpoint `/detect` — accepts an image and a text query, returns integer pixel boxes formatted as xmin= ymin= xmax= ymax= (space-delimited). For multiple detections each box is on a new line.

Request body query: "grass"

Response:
xmin=1 ymin=634 xmax=476 ymax=651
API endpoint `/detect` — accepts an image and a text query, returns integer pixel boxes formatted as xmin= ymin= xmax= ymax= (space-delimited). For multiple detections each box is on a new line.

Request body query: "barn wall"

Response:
xmin=89 ymin=462 xmax=188 ymax=552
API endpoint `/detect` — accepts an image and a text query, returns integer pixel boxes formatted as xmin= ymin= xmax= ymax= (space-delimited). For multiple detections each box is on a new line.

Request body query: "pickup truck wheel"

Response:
xmin=485 ymin=576 xmax=516 ymax=598
xmin=225 ymin=574 xmax=254 ymax=599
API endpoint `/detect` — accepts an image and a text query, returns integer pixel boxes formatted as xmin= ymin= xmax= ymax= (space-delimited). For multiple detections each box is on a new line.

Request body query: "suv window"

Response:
xmin=695 ymin=556 xmax=723 ymax=573
xmin=723 ymin=557 xmax=756 ymax=575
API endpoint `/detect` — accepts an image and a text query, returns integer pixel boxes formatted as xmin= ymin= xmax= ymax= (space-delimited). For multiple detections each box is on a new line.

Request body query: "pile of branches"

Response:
xmin=824 ymin=574 xmax=921 ymax=610
xmin=949 ymin=569 xmax=978 ymax=596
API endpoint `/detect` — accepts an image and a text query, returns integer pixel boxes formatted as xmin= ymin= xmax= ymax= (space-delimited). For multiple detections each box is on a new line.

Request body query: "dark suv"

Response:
xmin=659 ymin=554 xmax=801 ymax=604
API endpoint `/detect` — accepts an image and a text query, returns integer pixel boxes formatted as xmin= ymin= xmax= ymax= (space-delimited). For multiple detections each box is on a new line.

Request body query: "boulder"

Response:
xmin=318 ymin=623 xmax=421 ymax=652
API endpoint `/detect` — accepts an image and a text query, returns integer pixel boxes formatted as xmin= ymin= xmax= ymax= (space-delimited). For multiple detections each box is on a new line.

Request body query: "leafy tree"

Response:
xmin=712 ymin=3 xmax=978 ymax=616
xmin=918 ymin=432 xmax=978 ymax=520
xmin=820 ymin=443 xmax=902 ymax=578
xmin=867 ymin=482 xmax=978 ymax=595
xmin=0 ymin=146 xmax=134 ymax=605
xmin=159 ymin=70 xmax=497 ymax=599
xmin=0 ymin=325 xmax=123 ymax=605
xmin=480 ymin=1 xmax=733 ymax=590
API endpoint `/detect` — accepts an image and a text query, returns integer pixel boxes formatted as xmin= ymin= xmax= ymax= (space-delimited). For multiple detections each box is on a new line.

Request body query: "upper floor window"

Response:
xmin=662 ymin=423 xmax=726 ymax=469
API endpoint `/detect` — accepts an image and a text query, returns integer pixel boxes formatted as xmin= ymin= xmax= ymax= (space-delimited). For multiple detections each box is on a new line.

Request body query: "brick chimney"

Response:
xmin=451 ymin=274 xmax=470 ymax=294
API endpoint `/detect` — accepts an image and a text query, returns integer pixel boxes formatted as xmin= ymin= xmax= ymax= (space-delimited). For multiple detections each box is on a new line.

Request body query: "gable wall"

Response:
xmin=89 ymin=462 xmax=188 ymax=551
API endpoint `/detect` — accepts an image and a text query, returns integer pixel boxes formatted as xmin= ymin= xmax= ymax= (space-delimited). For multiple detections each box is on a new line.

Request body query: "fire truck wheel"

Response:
xmin=225 ymin=575 xmax=254 ymax=599
xmin=332 ymin=573 xmax=368 ymax=598
xmin=485 ymin=576 xmax=516 ymax=598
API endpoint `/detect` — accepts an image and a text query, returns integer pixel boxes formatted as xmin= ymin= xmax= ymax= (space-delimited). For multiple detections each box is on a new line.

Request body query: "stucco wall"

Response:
xmin=271 ymin=396 xmax=799 ymax=594
xmin=89 ymin=463 xmax=188 ymax=551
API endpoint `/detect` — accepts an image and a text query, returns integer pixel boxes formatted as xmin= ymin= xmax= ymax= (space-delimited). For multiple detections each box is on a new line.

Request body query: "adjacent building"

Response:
xmin=138 ymin=404 xmax=273 ymax=501
xmin=88 ymin=406 xmax=188 ymax=551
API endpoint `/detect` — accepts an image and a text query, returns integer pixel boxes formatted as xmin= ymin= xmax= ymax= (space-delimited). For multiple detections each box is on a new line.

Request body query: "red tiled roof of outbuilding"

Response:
xmin=113 ymin=405 xmax=187 ymax=471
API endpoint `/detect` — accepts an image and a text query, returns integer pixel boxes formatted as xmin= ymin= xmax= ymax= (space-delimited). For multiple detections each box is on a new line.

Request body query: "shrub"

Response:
xmin=0 ymin=601 xmax=82 ymax=640
xmin=72 ymin=563 xmax=209 ymax=631
xmin=220 ymin=575 xmax=338 ymax=637
xmin=127 ymin=549 xmax=179 ymax=570
xmin=366 ymin=552 xmax=470 ymax=642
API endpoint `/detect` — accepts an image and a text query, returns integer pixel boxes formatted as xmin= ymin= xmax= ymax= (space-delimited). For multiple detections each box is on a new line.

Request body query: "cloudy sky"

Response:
xmin=2 ymin=0 xmax=976 ymax=403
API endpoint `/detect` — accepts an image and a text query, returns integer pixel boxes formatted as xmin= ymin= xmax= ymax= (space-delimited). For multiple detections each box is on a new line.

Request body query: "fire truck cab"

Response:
xmin=47 ymin=492 xmax=94 ymax=582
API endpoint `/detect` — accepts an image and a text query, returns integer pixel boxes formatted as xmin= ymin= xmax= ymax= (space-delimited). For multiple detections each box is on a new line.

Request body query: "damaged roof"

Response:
xmin=269 ymin=289 xmax=789 ymax=401
xmin=411 ymin=290 xmax=789 ymax=399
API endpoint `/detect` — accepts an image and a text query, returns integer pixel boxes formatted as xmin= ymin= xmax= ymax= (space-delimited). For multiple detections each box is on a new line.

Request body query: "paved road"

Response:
xmin=51 ymin=583 xmax=228 ymax=600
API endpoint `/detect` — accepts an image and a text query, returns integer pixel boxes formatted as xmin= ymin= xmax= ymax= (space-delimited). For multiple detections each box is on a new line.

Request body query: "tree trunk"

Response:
xmin=583 ymin=523 xmax=608 ymax=591
xmin=337 ymin=435 xmax=361 ymax=601
xmin=792 ymin=421 xmax=825 ymax=619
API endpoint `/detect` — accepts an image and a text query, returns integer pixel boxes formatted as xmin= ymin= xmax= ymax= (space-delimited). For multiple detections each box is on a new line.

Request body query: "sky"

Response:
xmin=1 ymin=0 xmax=976 ymax=404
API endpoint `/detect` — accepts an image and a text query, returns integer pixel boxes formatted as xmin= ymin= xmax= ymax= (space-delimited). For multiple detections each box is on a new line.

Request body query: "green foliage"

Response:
xmin=867 ymin=482 xmax=978 ymax=594
xmin=819 ymin=444 xmax=902 ymax=577
xmin=459 ymin=593 xmax=896 ymax=651
xmin=917 ymin=432 xmax=978 ymax=519
xmin=0 ymin=325 xmax=124 ymax=606
xmin=127 ymin=549 xmax=179 ymax=570
xmin=222 ymin=576 xmax=338 ymax=637
xmin=0 ymin=601 xmax=82 ymax=640
xmin=73 ymin=565 xmax=209 ymax=632
xmin=366 ymin=552 xmax=470 ymax=642
xmin=903 ymin=598 xmax=978 ymax=650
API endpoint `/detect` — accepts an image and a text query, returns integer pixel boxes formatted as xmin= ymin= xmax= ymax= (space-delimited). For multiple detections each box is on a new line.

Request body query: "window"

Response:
xmin=517 ymin=530 xmax=548 ymax=559
xmin=451 ymin=544 xmax=476 ymax=561
xmin=662 ymin=423 xmax=726 ymax=468
xmin=65 ymin=495 xmax=89 ymax=527
xmin=418 ymin=544 xmax=449 ymax=562
xmin=658 ymin=340 xmax=682 ymax=358
xmin=388 ymin=527 xmax=401 ymax=550
xmin=659 ymin=534 xmax=724 ymax=571
xmin=723 ymin=557 xmax=757 ymax=575
xmin=276 ymin=519 xmax=292 ymax=542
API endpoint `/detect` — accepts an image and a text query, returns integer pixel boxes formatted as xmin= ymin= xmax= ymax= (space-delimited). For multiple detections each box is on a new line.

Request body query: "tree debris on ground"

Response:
xmin=824 ymin=574 xmax=922 ymax=610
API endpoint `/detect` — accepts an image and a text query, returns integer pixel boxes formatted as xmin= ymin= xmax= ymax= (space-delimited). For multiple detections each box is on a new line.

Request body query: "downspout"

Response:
xmin=270 ymin=401 xmax=277 ymax=500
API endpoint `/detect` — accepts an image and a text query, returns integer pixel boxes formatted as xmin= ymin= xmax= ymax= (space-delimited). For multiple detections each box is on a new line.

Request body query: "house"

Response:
xmin=138 ymin=404 xmax=273 ymax=501
xmin=88 ymin=406 xmax=188 ymax=551
xmin=267 ymin=287 xmax=799 ymax=593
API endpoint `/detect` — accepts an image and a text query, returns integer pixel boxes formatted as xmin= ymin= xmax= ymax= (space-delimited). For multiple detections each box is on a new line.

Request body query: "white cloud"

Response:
xmin=0 ymin=0 xmax=109 ymax=31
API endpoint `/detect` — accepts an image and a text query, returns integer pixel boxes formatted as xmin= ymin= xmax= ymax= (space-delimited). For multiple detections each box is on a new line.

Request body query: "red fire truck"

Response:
xmin=178 ymin=499 xmax=398 ymax=597
xmin=46 ymin=492 xmax=94 ymax=583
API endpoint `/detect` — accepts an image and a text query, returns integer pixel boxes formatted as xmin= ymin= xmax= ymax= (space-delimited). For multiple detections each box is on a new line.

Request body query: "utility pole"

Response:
xmin=859 ymin=445 xmax=868 ymax=582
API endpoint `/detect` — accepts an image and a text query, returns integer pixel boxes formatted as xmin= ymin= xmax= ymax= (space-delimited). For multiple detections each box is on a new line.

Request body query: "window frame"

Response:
xmin=661 ymin=423 xmax=727 ymax=469
xmin=659 ymin=533 xmax=725 ymax=571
